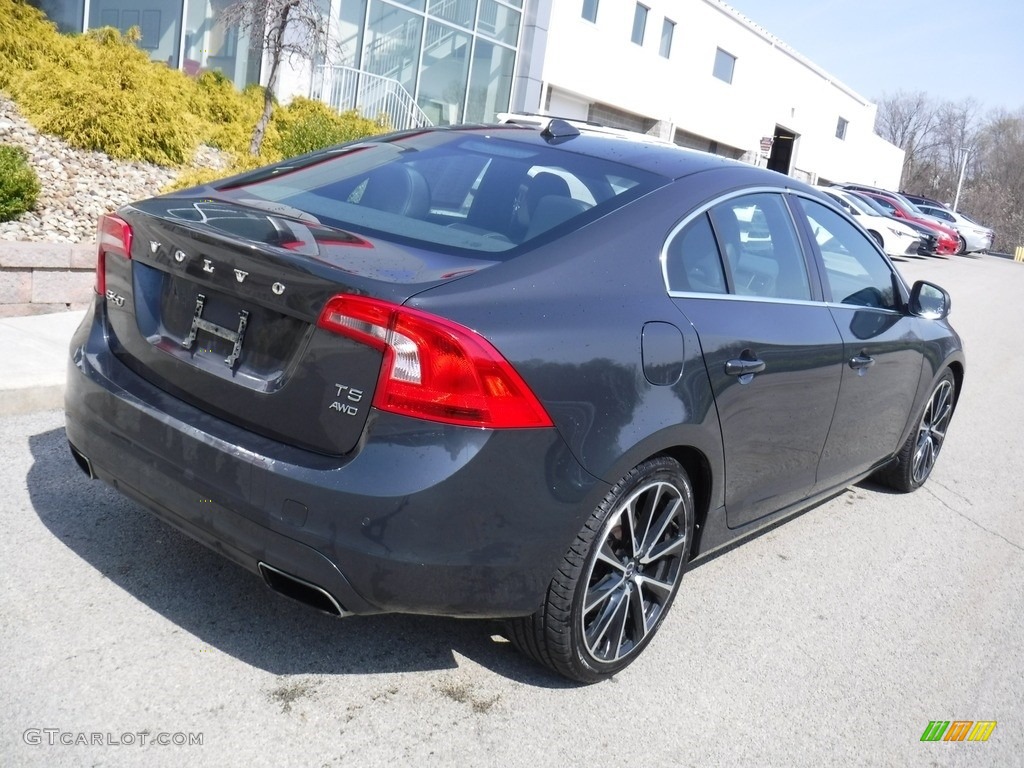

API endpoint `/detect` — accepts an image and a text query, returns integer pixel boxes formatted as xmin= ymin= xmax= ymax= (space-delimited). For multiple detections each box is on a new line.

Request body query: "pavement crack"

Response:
xmin=924 ymin=485 xmax=1024 ymax=555
xmin=932 ymin=479 xmax=972 ymax=506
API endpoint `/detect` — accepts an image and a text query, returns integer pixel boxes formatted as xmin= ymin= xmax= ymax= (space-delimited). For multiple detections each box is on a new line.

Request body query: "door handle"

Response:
xmin=849 ymin=353 xmax=875 ymax=371
xmin=725 ymin=358 xmax=766 ymax=377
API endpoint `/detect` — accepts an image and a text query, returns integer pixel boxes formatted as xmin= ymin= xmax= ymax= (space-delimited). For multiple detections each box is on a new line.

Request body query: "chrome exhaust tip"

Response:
xmin=258 ymin=562 xmax=348 ymax=617
xmin=68 ymin=443 xmax=95 ymax=479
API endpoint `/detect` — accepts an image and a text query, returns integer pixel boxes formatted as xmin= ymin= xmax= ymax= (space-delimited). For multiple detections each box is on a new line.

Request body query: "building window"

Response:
xmin=582 ymin=0 xmax=599 ymax=22
xmin=631 ymin=4 xmax=648 ymax=45
xmin=660 ymin=18 xmax=674 ymax=58
xmin=713 ymin=47 xmax=736 ymax=84
xmin=836 ymin=117 xmax=849 ymax=140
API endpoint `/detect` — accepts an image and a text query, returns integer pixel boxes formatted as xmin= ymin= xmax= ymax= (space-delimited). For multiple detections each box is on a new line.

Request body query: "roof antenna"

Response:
xmin=541 ymin=119 xmax=581 ymax=139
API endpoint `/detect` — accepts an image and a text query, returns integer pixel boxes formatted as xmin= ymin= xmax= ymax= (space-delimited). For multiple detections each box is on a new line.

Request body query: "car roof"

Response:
xmin=386 ymin=122 xmax=746 ymax=182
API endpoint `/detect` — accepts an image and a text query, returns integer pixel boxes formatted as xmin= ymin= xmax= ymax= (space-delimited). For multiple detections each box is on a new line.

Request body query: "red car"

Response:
xmin=856 ymin=191 xmax=961 ymax=255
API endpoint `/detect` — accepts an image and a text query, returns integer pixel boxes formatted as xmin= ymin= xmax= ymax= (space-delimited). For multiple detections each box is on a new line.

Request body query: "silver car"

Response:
xmin=915 ymin=205 xmax=994 ymax=253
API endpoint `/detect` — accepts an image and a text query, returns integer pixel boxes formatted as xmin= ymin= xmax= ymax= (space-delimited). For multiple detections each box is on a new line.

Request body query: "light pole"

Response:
xmin=953 ymin=146 xmax=971 ymax=212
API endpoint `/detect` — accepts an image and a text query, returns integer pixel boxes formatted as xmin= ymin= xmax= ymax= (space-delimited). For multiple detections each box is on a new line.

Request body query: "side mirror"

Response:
xmin=909 ymin=280 xmax=950 ymax=320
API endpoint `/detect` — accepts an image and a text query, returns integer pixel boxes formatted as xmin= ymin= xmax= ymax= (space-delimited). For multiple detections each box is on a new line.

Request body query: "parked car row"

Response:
xmin=826 ymin=183 xmax=994 ymax=257
xmin=819 ymin=188 xmax=933 ymax=257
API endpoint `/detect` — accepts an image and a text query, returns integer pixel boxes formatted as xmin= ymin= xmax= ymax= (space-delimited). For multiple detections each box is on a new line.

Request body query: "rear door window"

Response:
xmin=707 ymin=193 xmax=812 ymax=301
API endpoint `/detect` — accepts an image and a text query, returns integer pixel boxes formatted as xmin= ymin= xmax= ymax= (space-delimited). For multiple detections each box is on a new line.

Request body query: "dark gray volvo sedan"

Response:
xmin=65 ymin=118 xmax=964 ymax=682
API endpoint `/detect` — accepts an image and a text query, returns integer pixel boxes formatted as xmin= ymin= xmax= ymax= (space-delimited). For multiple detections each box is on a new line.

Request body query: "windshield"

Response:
xmin=846 ymin=190 xmax=890 ymax=216
xmin=220 ymin=131 xmax=664 ymax=257
xmin=834 ymin=190 xmax=874 ymax=216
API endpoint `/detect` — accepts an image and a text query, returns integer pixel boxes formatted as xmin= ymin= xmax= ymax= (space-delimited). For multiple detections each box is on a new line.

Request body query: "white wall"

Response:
xmin=532 ymin=0 xmax=903 ymax=187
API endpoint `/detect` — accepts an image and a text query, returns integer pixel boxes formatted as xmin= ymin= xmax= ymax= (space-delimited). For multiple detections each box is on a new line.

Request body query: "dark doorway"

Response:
xmin=767 ymin=126 xmax=797 ymax=175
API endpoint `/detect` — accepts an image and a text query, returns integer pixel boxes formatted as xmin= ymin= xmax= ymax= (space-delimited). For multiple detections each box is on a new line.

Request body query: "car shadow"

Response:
xmin=26 ymin=427 xmax=580 ymax=689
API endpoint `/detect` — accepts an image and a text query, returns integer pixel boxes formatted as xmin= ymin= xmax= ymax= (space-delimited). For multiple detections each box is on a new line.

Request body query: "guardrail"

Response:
xmin=311 ymin=65 xmax=432 ymax=132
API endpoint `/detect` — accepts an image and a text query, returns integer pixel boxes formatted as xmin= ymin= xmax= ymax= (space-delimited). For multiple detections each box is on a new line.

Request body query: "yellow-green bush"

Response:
xmin=190 ymin=73 xmax=273 ymax=156
xmin=1 ymin=5 xmax=199 ymax=165
xmin=166 ymin=152 xmax=272 ymax=193
xmin=0 ymin=144 xmax=41 ymax=220
xmin=164 ymin=100 xmax=389 ymax=192
xmin=0 ymin=0 xmax=389 ymax=173
xmin=273 ymin=97 xmax=388 ymax=159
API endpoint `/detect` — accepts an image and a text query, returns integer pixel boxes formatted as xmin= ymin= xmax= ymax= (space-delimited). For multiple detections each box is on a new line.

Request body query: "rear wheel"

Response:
xmin=875 ymin=370 xmax=955 ymax=492
xmin=507 ymin=456 xmax=694 ymax=683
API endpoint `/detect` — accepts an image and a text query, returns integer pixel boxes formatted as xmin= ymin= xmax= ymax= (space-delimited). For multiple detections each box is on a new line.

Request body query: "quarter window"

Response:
xmin=708 ymin=193 xmax=811 ymax=300
xmin=664 ymin=213 xmax=728 ymax=294
xmin=713 ymin=48 xmax=736 ymax=83
xmin=797 ymin=198 xmax=899 ymax=310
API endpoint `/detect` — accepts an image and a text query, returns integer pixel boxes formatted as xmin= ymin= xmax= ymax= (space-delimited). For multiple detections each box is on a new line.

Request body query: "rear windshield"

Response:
xmin=220 ymin=131 xmax=664 ymax=256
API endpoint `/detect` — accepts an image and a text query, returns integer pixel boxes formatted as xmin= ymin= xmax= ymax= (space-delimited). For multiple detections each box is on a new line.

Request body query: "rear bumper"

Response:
xmin=65 ymin=300 xmax=605 ymax=618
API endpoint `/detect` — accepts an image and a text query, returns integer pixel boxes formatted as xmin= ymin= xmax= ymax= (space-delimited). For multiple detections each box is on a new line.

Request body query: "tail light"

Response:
xmin=96 ymin=214 xmax=133 ymax=295
xmin=317 ymin=295 xmax=553 ymax=429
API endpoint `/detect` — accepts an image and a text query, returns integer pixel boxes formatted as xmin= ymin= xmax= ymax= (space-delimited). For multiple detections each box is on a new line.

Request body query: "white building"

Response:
xmin=514 ymin=0 xmax=903 ymax=188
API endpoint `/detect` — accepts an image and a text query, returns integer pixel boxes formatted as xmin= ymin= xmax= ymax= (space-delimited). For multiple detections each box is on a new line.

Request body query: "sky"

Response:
xmin=722 ymin=0 xmax=1024 ymax=113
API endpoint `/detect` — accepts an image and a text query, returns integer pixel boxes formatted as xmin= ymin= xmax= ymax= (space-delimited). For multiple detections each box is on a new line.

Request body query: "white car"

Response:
xmin=914 ymin=204 xmax=994 ymax=253
xmin=821 ymin=188 xmax=921 ymax=257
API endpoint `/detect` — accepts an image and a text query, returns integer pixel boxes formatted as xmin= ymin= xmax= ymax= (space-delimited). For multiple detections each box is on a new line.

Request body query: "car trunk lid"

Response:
xmin=103 ymin=197 xmax=493 ymax=456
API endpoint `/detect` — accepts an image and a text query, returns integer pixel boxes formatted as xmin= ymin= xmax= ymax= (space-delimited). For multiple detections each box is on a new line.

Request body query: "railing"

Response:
xmin=311 ymin=64 xmax=432 ymax=132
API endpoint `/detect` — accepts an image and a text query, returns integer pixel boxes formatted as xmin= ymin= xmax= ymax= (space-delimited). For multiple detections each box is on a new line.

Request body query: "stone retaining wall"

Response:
xmin=0 ymin=241 xmax=94 ymax=317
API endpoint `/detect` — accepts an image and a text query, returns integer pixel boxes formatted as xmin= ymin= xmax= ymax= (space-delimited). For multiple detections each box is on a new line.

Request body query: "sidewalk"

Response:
xmin=0 ymin=310 xmax=85 ymax=417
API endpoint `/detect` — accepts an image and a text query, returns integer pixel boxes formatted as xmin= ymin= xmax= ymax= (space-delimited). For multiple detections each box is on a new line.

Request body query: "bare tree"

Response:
xmin=220 ymin=0 xmax=330 ymax=155
xmin=874 ymin=90 xmax=938 ymax=191
xmin=875 ymin=92 xmax=1023 ymax=250
xmin=972 ymin=109 xmax=1024 ymax=248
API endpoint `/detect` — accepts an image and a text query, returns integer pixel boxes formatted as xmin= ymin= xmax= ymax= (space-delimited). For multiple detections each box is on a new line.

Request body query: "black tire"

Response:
xmin=507 ymin=456 xmax=695 ymax=683
xmin=875 ymin=370 xmax=956 ymax=492
xmin=956 ymin=235 xmax=966 ymax=255
xmin=869 ymin=230 xmax=884 ymax=249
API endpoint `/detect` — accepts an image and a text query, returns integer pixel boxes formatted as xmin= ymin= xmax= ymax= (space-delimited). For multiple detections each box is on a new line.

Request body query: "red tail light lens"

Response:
xmin=96 ymin=214 xmax=133 ymax=295
xmin=318 ymin=295 xmax=553 ymax=429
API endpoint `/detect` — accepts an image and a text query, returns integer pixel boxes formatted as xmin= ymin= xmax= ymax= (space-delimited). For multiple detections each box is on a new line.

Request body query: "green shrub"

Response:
xmin=0 ymin=144 xmax=41 ymax=221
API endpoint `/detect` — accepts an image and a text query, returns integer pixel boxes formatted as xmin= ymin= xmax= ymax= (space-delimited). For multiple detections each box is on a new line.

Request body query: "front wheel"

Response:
xmin=507 ymin=456 xmax=695 ymax=683
xmin=875 ymin=370 xmax=956 ymax=492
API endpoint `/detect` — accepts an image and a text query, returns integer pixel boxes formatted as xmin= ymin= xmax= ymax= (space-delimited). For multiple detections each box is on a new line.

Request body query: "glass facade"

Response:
xmin=182 ymin=0 xmax=260 ymax=85
xmin=88 ymin=0 xmax=185 ymax=68
xmin=339 ymin=0 xmax=523 ymax=125
xmin=31 ymin=0 xmax=525 ymax=125
xmin=31 ymin=0 xmax=260 ymax=88
xmin=28 ymin=0 xmax=84 ymax=34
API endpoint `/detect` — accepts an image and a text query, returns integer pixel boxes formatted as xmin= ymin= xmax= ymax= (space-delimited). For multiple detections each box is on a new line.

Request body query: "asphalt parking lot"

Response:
xmin=1 ymin=251 xmax=1021 ymax=767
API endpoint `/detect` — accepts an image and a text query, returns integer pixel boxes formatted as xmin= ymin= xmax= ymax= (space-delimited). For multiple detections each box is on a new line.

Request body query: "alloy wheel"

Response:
xmin=912 ymin=378 xmax=954 ymax=485
xmin=580 ymin=479 xmax=689 ymax=664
